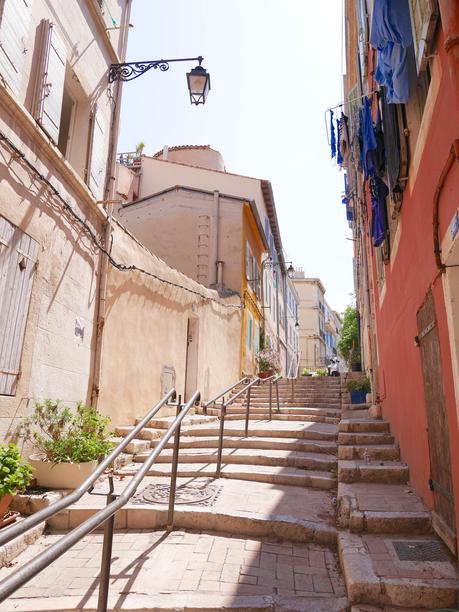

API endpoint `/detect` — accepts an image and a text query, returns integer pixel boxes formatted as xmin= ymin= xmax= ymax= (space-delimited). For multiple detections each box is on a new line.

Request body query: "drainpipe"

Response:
xmin=433 ymin=139 xmax=459 ymax=271
xmin=439 ymin=0 xmax=459 ymax=112
xmin=91 ymin=0 xmax=132 ymax=407
xmin=213 ymin=190 xmax=220 ymax=286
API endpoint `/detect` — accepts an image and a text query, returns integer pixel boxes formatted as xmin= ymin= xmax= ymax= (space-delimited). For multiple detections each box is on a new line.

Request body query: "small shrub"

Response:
xmin=315 ymin=369 xmax=328 ymax=377
xmin=0 ymin=444 xmax=33 ymax=500
xmin=19 ymin=400 xmax=114 ymax=464
xmin=346 ymin=377 xmax=371 ymax=393
xmin=301 ymin=369 xmax=312 ymax=376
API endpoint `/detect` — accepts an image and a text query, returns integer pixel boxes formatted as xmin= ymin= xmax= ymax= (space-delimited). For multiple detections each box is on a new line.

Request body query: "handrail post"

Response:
xmin=276 ymin=378 xmax=280 ymax=413
xmin=269 ymin=380 xmax=272 ymax=420
xmin=97 ymin=474 xmax=116 ymax=612
xmin=216 ymin=396 xmax=226 ymax=477
xmin=167 ymin=395 xmax=182 ymax=530
xmin=291 ymin=377 xmax=294 ymax=403
xmin=244 ymin=386 xmax=252 ymax=437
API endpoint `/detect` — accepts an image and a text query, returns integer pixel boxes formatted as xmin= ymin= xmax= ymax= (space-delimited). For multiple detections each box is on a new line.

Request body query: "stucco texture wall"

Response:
xmin=98 ymin=221 xmax=241 ymax=426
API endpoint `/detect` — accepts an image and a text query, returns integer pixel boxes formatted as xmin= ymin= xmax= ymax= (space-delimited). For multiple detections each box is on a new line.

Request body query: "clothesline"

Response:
xmin=324 ymin=90 xmax=377 ymax=147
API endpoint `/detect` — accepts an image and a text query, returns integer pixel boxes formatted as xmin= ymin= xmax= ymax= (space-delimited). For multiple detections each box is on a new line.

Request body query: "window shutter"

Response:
xmin=0 ymin=217 xmax=38 ymax=396
xmin=88 ymin=104 xmax=107 ymax=201
xmin=34 ymin=20 xmax=66 ymax=143
xmin=408 ymin=0 xmax=438 ymax=74
xmin=0 ymin=0 xmax=32 ymax=96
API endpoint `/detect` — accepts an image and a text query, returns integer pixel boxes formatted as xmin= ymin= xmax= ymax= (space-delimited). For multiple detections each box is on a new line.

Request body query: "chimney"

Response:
xmin=162 ymin=145 xmax=169 ymax=160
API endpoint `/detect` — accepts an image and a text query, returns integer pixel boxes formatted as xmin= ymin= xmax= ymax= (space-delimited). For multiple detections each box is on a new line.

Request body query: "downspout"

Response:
xmin=433 ymin=140 xmax=459 ymax=271
xmin=213 ymin=190 xmax=223 ymax=288
xmin=91 ymin=0 xmax=132 ymax=407
xmin=438 ymin=0 xmax=459 ymax=112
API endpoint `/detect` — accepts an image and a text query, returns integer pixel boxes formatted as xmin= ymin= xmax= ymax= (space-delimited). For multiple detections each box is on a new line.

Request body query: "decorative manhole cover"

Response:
xmin=133 ymin=479 xmax=222 ymax=507
xmin=392 ymin=540 xmax=450 ymax=562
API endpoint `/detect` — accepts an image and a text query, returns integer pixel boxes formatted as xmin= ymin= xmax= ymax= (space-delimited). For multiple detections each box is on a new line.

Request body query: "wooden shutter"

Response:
xmin=0 ymin=0 xmax=32 ymax=96
xmin=0 ymin=217 xmax=38 ymax=396
xmin=34 ymin=20 xmax=66 ymax=144
xmin=409 ymin=0 xmax=438 ymax=74
xmin=88 ymin=104 xmax=107 ymax=201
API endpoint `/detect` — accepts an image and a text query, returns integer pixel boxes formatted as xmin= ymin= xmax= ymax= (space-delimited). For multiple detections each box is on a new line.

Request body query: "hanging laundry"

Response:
xmin=370 ymin=177 xmax=389 ymax=247
xmin=330 ymin=109 xmax=337 ymax=159
xmin=338 ymin=114 xmax=350 ymax=168
xmin=374 ymin=106 xmax=386 ymax=179
xmin=337 ymin=116 xmax=343 ymax=165
xmin=370 ymin=0 xmax=413 ymax=104
xmin=362 ymin=97 xmax=377 ymax=179
xmin=380 ymin=86 xmax=401 ymax=192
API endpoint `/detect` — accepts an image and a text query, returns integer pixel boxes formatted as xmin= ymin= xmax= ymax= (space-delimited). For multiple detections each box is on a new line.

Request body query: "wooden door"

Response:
xmin=184 ymin=317 xmax=199 ymax=402
xmin=417 ymin=291 xmax=457 ymax=553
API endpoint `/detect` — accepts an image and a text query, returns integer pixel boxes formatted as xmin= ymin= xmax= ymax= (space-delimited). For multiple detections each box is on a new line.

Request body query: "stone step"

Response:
xmin=337 ymin=482 xmax=432 ymax=535
xmin=111 ymin=436 xmax=150 ymax=454
xmin=162 ymin=435 xmax=338 ymax=455
xmin=117 ymin=462 xmax=337 ymax=489
xmin=338 ymin=432 xmax=395 ymax=446
xmin=222 ymin=413 xmax=340 ymax=424
xmin=338 ymin=460 xmax=409 ymax=484
xmin=136 ymin=415 xmax=219 ymax=430
xmin=339 ymin=420 xmax=391 ymax=434
xmin=338 ymin=444 xmax=400 ymax=461
xmin=227 ymin=403 xmax=341 ymax=412
xmin=134 ymin=448 xmax=337 ymax=471
xmin=339 ymin=532 xmax=459 ymax=608
xmin=182 ymin=424 xmax=338 ymax=442
xmin=208 ymin=406 xmax=340 ymax=417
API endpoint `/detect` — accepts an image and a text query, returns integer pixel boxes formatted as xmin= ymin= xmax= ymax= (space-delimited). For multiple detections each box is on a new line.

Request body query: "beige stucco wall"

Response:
xmin=98 ymin=221 xmax=241 ymax=426
xmin=0 ymin=0 xmax=129 ymax=440
xmin=155 ymin=147 xmax=226 ymax=172
xmin=117 ymin=188 xmax=243 ymax=293
xmin=293 ymin=278 xmax=326 ymax=370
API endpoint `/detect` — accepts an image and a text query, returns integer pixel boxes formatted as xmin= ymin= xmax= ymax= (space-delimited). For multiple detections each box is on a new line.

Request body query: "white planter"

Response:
xmin=30 ymin=455 xmax=98 ymax=489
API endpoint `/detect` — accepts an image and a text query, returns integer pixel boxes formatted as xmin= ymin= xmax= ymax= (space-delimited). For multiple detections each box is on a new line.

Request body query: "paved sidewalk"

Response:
xmin=0 ymin=530 xmax=346 ymax=610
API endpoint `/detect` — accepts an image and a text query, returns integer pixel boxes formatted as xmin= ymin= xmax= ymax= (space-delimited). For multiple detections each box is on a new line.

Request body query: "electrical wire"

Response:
xmin=0 ymin=131 xmax=241 ymax=310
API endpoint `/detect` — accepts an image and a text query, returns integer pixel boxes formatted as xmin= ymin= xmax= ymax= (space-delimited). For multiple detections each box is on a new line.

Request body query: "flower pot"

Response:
xmin=350 ymin=390 xmax=367 ymax=404
xmin=0 ymin=495 xmax=12 ymax=519
xmin=258 ymin=370 xmax=274 ymax=379
xmin=30 ymin=455 xmax=98 ymax=489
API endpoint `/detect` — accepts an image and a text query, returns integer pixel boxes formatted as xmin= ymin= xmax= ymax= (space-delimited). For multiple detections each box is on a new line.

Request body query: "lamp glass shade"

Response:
xmin=287 ymin=264 xmax=295 ymax=279
xmin=187 ymin=65 xmax=211 ymax=105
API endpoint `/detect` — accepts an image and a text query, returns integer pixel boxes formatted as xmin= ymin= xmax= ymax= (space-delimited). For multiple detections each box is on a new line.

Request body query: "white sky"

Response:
xmin=117 ymin=0 xmax=354 ymax=313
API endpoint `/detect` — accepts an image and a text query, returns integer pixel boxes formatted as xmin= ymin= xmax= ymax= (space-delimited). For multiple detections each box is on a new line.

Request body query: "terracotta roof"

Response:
xmin=151 ymin=145 xmax=212 ymax=158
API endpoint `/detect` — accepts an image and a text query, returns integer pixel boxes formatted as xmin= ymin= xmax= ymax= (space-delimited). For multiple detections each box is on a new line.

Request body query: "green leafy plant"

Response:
xmin=315 ymin=369 xmax=328 ymax=377
xmin=19 ymin=400 xmax=114 ymax=464
xmin=0 ymin=444 xmax=32 ymax=500
xmin=346 ymin=377 xmax=371 ymax=393
xmin=337 ymin=305 xmax=360 ymax=364
xmin=301 ymin=369 xmax=312 ymax=376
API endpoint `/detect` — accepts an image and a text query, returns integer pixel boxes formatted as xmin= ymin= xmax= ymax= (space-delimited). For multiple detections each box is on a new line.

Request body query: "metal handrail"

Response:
xmin=202 ymin=376 xmax=250 ymax=411
xmin=0 ymin=388 xmax=177 ymax=548
xmin=0 ymin=389 xmax=200 ymax=611
xmin=225 ymin=376 xmax=260 ymax=409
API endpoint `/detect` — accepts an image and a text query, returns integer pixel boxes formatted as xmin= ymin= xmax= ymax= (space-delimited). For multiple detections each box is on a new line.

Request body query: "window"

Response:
xmin=0 ymin=0 xmax=31 ymax=97
xmin=254 ymin=323 xmax=260 ymax=353
xmin=246 ymin=314 xmax=253 ymax=351
xmin=0 ymin=217 xmax=38 ymax=396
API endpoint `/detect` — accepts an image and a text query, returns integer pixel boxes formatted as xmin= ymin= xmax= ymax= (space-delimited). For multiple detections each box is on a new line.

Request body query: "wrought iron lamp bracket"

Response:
xmin=109 ymin=55 xmax=204 ymax=83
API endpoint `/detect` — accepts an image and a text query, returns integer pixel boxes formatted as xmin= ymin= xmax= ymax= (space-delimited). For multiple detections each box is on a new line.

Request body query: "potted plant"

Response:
xmin=346 ymin=377 xmax=371 ymax=404
xmin=301 ymin=369 xmax=312 ymax=376
xmin=18 ymin=400 xmax=114 ymax=489
xmin=255 ymin=348 xmax=280 ymax=379
xmin=0 ymin=443 xmax=33 ymax=527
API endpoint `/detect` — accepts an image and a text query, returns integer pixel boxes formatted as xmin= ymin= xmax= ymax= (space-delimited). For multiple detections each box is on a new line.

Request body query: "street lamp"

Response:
xmin=262 ymin=256 xmax=295 ymax=279
xmin=109 ymin=55 xmax=211 ymax=105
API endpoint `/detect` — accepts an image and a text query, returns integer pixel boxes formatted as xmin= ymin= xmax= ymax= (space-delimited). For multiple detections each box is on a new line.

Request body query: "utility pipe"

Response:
xmin=91 ymin=0 xmax=132 ymax=406
xmin=439 ymin=0 xmax=459 ymax=112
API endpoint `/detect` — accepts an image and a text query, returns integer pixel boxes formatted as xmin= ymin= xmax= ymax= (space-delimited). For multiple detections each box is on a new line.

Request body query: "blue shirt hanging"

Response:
xmin=370 ymin=0 xmax=413 ymax=104
xmin=330 ymin=109 xmax=337 ymax=159
xmin=362 ymin=97 xmax=377 ymax=179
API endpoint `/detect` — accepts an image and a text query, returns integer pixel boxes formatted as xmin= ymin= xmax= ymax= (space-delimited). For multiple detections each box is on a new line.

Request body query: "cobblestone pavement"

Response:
xmin=0 ymin=529 xmax=345 ymax=607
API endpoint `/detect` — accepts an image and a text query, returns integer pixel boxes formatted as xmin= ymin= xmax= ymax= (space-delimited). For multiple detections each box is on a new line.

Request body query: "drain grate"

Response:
xmin=392 ymin=540 xmax=450 ymax=562
xmin=132 ymin=479 xmax=222 ymax=507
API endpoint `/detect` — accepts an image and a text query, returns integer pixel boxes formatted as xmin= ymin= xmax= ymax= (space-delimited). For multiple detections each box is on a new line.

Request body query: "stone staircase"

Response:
xmin=114 ymin=378 xmax=341 ymax=490
xmin=337 ymin=400 xmax=459 ymax=610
